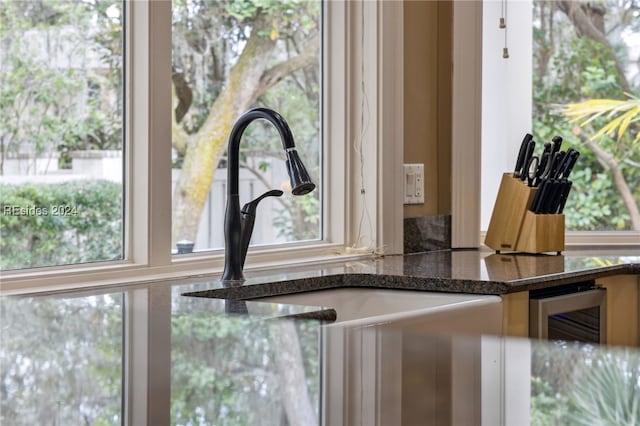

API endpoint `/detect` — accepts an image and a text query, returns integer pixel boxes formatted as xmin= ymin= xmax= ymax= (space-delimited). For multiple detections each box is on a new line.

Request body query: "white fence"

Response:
xmin=1 ymin=150 xmax=290 ymax=251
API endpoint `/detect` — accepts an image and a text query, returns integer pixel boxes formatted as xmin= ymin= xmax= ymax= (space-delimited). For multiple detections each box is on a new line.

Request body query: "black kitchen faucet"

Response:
xmin=221 ymin=107 xmax=315 ymax=283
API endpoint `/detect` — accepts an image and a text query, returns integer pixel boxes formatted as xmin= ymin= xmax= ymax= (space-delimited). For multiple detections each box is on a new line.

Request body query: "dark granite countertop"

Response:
xmin=3 ymin=282 xmax=639 ymax=425
xmin=183 ymin=248 xmax=640 ymax=300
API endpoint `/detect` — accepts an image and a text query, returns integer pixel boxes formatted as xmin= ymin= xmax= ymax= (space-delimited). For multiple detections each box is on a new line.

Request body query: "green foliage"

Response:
xmin=171 ymin=313 xmax=261 ymax=425
xmin=0 ymin=0 xmax=123 ymax=171
xmin=0 ymin=294 xmax=123 ymax=425
xmin=58 ymin=108 xmax=123 ymax=168
xmin=0 ymin=180 xmax=123 ymax=269
xmin=274 ymin=193 xmax=320 ymax=241
xmin=531 ymin=376 xmax=569 ymax=426
xmin=531 ymin=341 xmax=640 ymax=425
xmin=170 ymin=300 xmax=321 ymax=425
xmin=564 ymin=168 xmax=630 ymax=230
xmin=568 ymin=351 xmax=640 ymax=425
xmin=172 ymin=0 xmax=319 ymax=135
xmin=257 ymin=76 xmax=321 ymax=241
xmin=222 ymin=0 xmax=318 ymax=33
xmin=532 ymin=2 xmax=639 ymax=230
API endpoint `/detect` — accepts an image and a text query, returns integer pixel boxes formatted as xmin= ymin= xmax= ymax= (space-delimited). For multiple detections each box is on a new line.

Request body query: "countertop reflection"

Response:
xmin=2 ymin=284 xmax=639 ymax=425
xmin=2 ymin=248 xmax=640 ymax=425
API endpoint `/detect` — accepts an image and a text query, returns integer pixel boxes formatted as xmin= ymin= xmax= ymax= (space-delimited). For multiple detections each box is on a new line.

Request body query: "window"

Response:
xmin=530 ymin=1 xmax=640 ymax=233
xmin=481 ymin=1 xmax=640 ymax=235
xmin=1 ymin=1 xmax=404 ymax=292
xmin=450 ymin=1 xmax=639 ymax=247
xmin=170 ymin=0 xmax=322 ymax=254
xmin=0 ymin=0 xmax=125 ymax=270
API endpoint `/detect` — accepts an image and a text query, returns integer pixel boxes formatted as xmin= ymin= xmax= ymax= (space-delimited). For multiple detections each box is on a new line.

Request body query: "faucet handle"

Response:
xmin=241 ymin=189 xmax=284 ymax=216
xmin=239 ymin=189 xmax=283 ymax=269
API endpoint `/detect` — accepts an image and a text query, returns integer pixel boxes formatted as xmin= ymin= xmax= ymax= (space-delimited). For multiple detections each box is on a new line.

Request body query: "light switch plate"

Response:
xmin=404 ymin=163 xmax=424 ymax=204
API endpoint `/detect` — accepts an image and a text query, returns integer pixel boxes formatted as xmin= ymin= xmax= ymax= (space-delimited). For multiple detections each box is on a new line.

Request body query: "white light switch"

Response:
xmin=404 ymin=163 xmax=424 ymax=204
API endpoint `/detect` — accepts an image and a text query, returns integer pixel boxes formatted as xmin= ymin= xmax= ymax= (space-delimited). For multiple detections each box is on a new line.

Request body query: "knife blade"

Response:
xmin=513 ymin=133 xmax=534 ymax=178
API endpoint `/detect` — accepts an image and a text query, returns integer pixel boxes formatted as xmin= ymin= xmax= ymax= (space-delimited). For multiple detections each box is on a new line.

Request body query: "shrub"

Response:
xmin=0 ymin=180 xmax=122 ymax=270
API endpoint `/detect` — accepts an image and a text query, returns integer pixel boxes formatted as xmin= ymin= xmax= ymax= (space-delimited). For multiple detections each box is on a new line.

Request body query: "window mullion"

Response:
xmin=146 ymin=0 xmax=173 ymax=267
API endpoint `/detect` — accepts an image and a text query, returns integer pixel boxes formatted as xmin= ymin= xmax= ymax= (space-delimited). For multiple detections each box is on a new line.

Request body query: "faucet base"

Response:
xmin=220 ymin=278 xmax=246 ymax=288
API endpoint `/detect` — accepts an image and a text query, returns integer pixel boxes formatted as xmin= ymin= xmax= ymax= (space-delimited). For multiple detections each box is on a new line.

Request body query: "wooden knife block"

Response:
xmin=485 ymin=173 xmax=564 ymax=254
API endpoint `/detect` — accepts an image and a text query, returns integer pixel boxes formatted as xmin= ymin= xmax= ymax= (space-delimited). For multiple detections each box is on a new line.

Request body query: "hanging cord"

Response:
xmin=346 ymin=1 xmax=378 ymax=255
xmin=501 ymin=0 xmax=510 ymax=58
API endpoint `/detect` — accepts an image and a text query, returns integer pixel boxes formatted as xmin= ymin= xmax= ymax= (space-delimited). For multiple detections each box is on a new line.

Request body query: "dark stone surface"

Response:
xmin=404 ymin=215 xmax=452 ymax=253
xmin=183 ymin=249 xmax=640 ymax=299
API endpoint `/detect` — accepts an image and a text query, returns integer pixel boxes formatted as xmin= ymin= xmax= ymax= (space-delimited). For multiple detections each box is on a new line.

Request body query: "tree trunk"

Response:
xmin=577 ymin=132 xmax=640 ymax=230
xmin=171 ymin=18 xmax=319 ymax=244
xmin=270 ymin=320 xmax=318 ymax=426
xmin=172 ymin=15 xmax=275 ymax=244
xmin=534 ymin=1 xmax=553 ymax=87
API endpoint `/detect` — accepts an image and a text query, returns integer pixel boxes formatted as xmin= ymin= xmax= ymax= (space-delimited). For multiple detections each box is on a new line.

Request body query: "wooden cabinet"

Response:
xmin=501 ymin=291 xmax=530 ymax=338
xmin=597 ymin=275 xmax=640 ymax=347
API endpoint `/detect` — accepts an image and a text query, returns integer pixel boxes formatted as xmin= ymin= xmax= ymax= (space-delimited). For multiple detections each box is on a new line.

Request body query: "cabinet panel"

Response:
xmin=501 ymin=291 xmax=529 ymax=337
xmin=597 ymin=275 xmax=640 ymax=347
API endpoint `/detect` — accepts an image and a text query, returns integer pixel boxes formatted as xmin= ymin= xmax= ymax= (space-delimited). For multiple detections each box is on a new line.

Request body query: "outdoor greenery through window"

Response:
xmin=0 ymin=292 xmax=124 ymax=424
xmin=171 ymin=285 xmax=321 ymax=424
xmin=532 ymin=0 xmax=639 ymax=231
xmin=0 ymin=0 xmax=125 ymax=270
xmin=170 ymin=0 xmax=322 ymax=253
xmin=531 ymin=340 xmax=640 ymax=425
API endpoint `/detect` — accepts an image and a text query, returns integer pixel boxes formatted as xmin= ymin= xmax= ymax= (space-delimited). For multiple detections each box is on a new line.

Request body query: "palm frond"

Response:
xmin=558 ymin=96 xmax=640 ymax=144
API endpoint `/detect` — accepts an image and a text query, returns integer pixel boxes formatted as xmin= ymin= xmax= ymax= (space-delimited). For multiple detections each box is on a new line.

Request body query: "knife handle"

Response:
xmin=520 ymin=140 xmax=536 ymax=181
xmin=551 ymin=136 xmax=563 ymax=154
xmin=530 ymin=179 xmax=549 ymax=213
xmin=542 ymin=179 xmax=562 ymax=214
xmin=513 ymin=133 xmax=534 ymax=177
xmin=549 ymin=151 xmax=566 ymax=179
xmin=540 ymin=151 xmax=558 ymax=180
xmin=557 ymin=180 xmax=573 ymax=213
xmin=560 ymin=150 xmax=579 ymax=179
xmin=536 ymin=151 xmax=550 ymax=179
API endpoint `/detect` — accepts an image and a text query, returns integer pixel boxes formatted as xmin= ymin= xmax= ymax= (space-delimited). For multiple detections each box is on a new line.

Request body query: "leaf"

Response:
xmin=559 ymin=96 xmax=640 ymax=144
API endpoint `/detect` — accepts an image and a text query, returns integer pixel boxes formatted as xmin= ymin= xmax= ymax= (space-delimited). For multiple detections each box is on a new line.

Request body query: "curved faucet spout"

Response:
xmin=221 ymin=108 xmax=316 ymax=283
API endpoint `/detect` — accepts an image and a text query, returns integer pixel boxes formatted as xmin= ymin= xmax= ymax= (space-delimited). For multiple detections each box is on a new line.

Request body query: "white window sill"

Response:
xmin=0 ymin=242 xmax=377 ymax=295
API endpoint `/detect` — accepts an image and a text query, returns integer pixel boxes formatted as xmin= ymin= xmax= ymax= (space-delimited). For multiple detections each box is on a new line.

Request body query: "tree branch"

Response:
xmin=270 ymin=321 xmax=318 ymax=426
xmin=252 ymin=31 xmax=320 ymax=102
xmin=172 ymin=69 xmax=193 ymax=123
xmin=171 ymin=83 xmax=190 ymax=155
xmin=575 ymin=129 xmax=640 ymax=230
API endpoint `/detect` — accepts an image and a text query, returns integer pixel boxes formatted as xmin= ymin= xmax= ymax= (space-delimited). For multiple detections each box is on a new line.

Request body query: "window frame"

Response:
xmin=0 ymin=0 xmax=404 ymax=294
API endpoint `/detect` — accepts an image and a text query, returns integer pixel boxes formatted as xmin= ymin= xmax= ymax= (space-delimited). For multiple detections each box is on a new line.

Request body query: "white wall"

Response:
xmin=481 ymin=0 xmax=532 ymax=231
